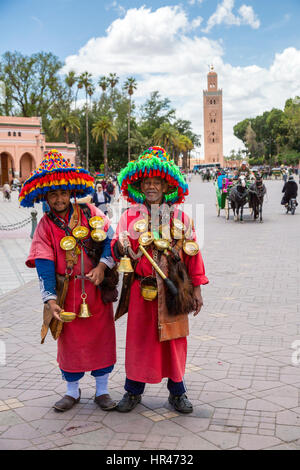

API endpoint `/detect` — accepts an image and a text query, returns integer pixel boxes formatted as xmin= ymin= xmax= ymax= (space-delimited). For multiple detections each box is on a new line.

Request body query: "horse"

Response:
xmin=248 ymin=174 xmax=266 ymax=223
xmin=228 ymin=175 xmax=249 ymax=222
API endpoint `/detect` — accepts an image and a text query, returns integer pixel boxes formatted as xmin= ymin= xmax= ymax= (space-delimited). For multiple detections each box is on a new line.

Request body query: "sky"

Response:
xmin=1 ymin=0 xmax=300 ymax=157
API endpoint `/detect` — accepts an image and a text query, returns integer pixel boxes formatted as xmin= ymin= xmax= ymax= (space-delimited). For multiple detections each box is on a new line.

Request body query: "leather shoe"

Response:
xmin=94 ymin=393 xmax=117 ymax=411
xmin=168 ymin=393 xmax=193 ymax=413
xmin=54 ymin=389 xmax=81 ymax=412
xmin=116 ymin=392 xmax=141 ymax=412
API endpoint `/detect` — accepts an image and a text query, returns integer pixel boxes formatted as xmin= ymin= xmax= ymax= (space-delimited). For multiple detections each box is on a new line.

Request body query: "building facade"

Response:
xmin=0 ymin=116 xmax=76 ymax=186
xmin=203 ymin=66 xmax=224 ymax=167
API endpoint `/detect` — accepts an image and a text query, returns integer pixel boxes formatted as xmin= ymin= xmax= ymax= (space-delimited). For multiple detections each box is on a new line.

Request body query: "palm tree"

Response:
xmin=92 ymin=116 xmax=118 ymax=176
xmin=98 ymin=76 xmax=110 ymax=96
xmin=153 ymin=123 xmax=178 ymax=153
xmin=65 ymin=70 xmax=78 ymax=110
xmin=124 ymin=77 xmax=137 ymax=162
xmin=78 ymin=72 xmax=93 ymax=170
xmin=129 ymin=128 xmax=151 ymax=159
xmin=177 ymin=134 xmax=194 ymax=169
xmin=49 ymin=110 xmax=80 ymax=144
xmin=108 ymin=73 xmax=119 ymax=109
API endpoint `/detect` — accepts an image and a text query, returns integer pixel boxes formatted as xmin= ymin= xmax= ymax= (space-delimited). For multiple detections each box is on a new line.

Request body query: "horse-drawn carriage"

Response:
xmin=215 ymin=175 xmax=233 ymax=219
xmin=215 ymin=173 xmax=266 ymax=222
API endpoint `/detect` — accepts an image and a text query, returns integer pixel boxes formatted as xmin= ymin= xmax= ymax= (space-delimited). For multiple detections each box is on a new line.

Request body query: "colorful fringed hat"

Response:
xmin=118 ymin=146 xmax=188 ymax=204
xmin=19 ymin=149 xmax=94 ymax=208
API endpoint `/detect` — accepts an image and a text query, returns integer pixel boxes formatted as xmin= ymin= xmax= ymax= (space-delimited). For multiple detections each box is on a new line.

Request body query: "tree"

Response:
xmin=65 ymin=70 xmax=78 ymax=110
xmin=78 ymin=72 xmax=93 ymax=170
xmin=123 ymin=77 xmax=137 ymax=162
xmin=0 ymin=51 xmax=66 ymax=118
xmin=153 ymin=122 xmax=178 ymax=153
xmin=108 ymin=73 xmax=119 ymax=110
xmin=92 ymin=116 xmax=118 ymax=175
xmin=98 ymin=76 xmax=110 ymax=96
xmin=140 ymin=91 xmax=176 ymax=137
xmin=49 ymin=110 xmax=80 ymax=144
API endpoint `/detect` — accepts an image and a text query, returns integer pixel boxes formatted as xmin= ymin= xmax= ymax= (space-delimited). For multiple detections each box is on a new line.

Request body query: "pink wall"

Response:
xmin=0 ymin=116 xmax=76 ymax=183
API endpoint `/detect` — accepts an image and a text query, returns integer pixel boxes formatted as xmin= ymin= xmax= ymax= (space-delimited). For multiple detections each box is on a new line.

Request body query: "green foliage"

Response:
xmin=234 ymin=97 xmax=300 ymax=165
xmin=0 ymin=51 xmax=201 ymax=172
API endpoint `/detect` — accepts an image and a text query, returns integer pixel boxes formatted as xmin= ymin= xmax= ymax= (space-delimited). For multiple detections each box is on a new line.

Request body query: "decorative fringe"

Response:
xmin=118 ymin=146 xmax=188 ymax=205
xmin=19 ymin=149 xmax=94 ymax=208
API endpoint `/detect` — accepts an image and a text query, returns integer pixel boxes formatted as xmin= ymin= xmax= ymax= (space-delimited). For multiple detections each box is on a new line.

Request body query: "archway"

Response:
xmin=0 ymin=152 xmax=14 ymax=186
xmin=19 ymin=153 xmax=35 ymax=182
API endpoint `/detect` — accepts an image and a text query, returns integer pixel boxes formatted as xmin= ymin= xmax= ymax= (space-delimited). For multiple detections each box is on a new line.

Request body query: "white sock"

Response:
xmin=95 ymin=373 xmax=109 ymax=397
xmin=66 ymin=380 xmax=80 ymax=399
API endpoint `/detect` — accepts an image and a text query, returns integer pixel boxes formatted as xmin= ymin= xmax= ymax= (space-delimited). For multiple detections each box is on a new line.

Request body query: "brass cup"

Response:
xmin=183 ymin=240 xmax=199 ymax=256
xmin=173 ymin=219 xmax=185 ymax=231
xmin=138 ymin=231 xmax=154 ymax=246
xmin=154 ymin=239 xmax=170 ymax=251
xmin=72 ymin=226 xmax=89 ymax=239
xmin=89 ymin=216 xmax=105 ymax=229
xmin=171 ymin=226 xmax=184 ymax=240
xmin=60 ymin=236 xmax=77 ymax=251
xmin=140 ymin=278 xmax=158 ymax=301
xmin=60 ymin=311 xmax=76 ymax=322
xmin=91 ymin=229 xmax=107 ymax=242
xmin=133 ymin=218 xmax=148 ymax=233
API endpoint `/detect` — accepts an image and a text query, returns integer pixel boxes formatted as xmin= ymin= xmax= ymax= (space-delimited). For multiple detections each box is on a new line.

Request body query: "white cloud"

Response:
xmin=62 ymin=6 xmax=300 ymax=156
xmin=202 ymin=0 xmax=260 ymax=33
xmin=238 ymin=5 xmax=260 ymax=29
xmin=188 ymin=0 xmax=204 ymax=5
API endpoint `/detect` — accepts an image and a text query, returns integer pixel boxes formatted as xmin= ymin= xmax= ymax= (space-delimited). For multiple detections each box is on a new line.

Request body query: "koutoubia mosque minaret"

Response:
xmin=203 ymin=65 xmax=224 ymax=166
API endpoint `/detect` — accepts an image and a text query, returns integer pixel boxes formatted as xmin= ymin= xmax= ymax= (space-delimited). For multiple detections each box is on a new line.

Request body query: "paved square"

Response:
xmin=0 ymin=179 xmax=300 ymax=450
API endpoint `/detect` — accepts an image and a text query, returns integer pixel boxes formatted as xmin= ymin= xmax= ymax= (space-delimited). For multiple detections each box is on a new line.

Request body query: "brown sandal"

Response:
xmin=54 ymin=389 xmax=81 ymax=412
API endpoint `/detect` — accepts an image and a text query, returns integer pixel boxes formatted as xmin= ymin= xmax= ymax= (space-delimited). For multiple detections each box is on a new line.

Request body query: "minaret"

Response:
xmin=203 ymin=65 xmax=224 ymax=166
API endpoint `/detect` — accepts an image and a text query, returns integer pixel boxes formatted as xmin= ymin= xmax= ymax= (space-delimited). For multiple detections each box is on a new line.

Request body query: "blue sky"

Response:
xmin=1 ymin=0 xmax=300 ymax=154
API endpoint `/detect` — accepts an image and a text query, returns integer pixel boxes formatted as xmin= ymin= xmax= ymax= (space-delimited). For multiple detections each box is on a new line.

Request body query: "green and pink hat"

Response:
xmin=118 ymin=146 xmax=189 ymax=204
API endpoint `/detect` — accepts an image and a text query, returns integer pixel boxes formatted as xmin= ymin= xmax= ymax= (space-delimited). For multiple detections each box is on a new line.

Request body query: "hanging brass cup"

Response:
xmin=171 ymin=218 xmax=186 ymax=240
xmin=154 ymin=239 xmax=170 ymax=251
xmin=140 ymin=277 xmax=158 ymax=301
xmin=72 ymin=226 xmax=89 ymax=239
xmin=171 ymin=226 xmax=185 ymax=239
xmin=89 ymin=216 xmax=105 ymax=229
xmin=91 ymin=229 xmax=107 ymax=242
xmin=78 ymin=293 xmax=92 ymax=318
xmin=133 ymin=218 xmax=148 ymax=233
xmin=138 ymin=232 xmax=154 ymax=246
xmin=60 ymin=236 xmax=77 ymax=251
xmin=183 ymin=240 xmax=199 ymax=256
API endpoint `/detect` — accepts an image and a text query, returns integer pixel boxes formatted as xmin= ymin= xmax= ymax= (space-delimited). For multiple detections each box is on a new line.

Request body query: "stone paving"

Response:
xmin=0 ymin=178 xmax=300 ymax=450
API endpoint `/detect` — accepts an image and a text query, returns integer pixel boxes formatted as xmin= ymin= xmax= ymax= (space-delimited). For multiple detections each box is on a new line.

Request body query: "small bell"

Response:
xmin=78 ymin=293 xmax=92 ymax=318
xmin=118 ymin=255 xmax=134 ymax=273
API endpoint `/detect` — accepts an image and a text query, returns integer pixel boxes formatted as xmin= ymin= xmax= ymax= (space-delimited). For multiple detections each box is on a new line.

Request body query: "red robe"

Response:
xmin=27 ymin=204 xmax=116 ymax=373
xmin=111 ymin=204 xmax=208 ymax=384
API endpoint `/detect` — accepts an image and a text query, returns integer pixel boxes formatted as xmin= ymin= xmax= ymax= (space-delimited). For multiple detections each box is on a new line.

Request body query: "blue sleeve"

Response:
xmin=35 ymin=259 xmax=57 ymax=303
xmin=101 ymin=226 xmax=114 ymax=259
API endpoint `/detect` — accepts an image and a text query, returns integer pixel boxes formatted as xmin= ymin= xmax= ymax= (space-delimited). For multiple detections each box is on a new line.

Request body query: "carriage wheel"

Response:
xmin=216 ymin=196 xmax=220 ymax=217
xmin=225 ymin=198 xmax=230 ymax=220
